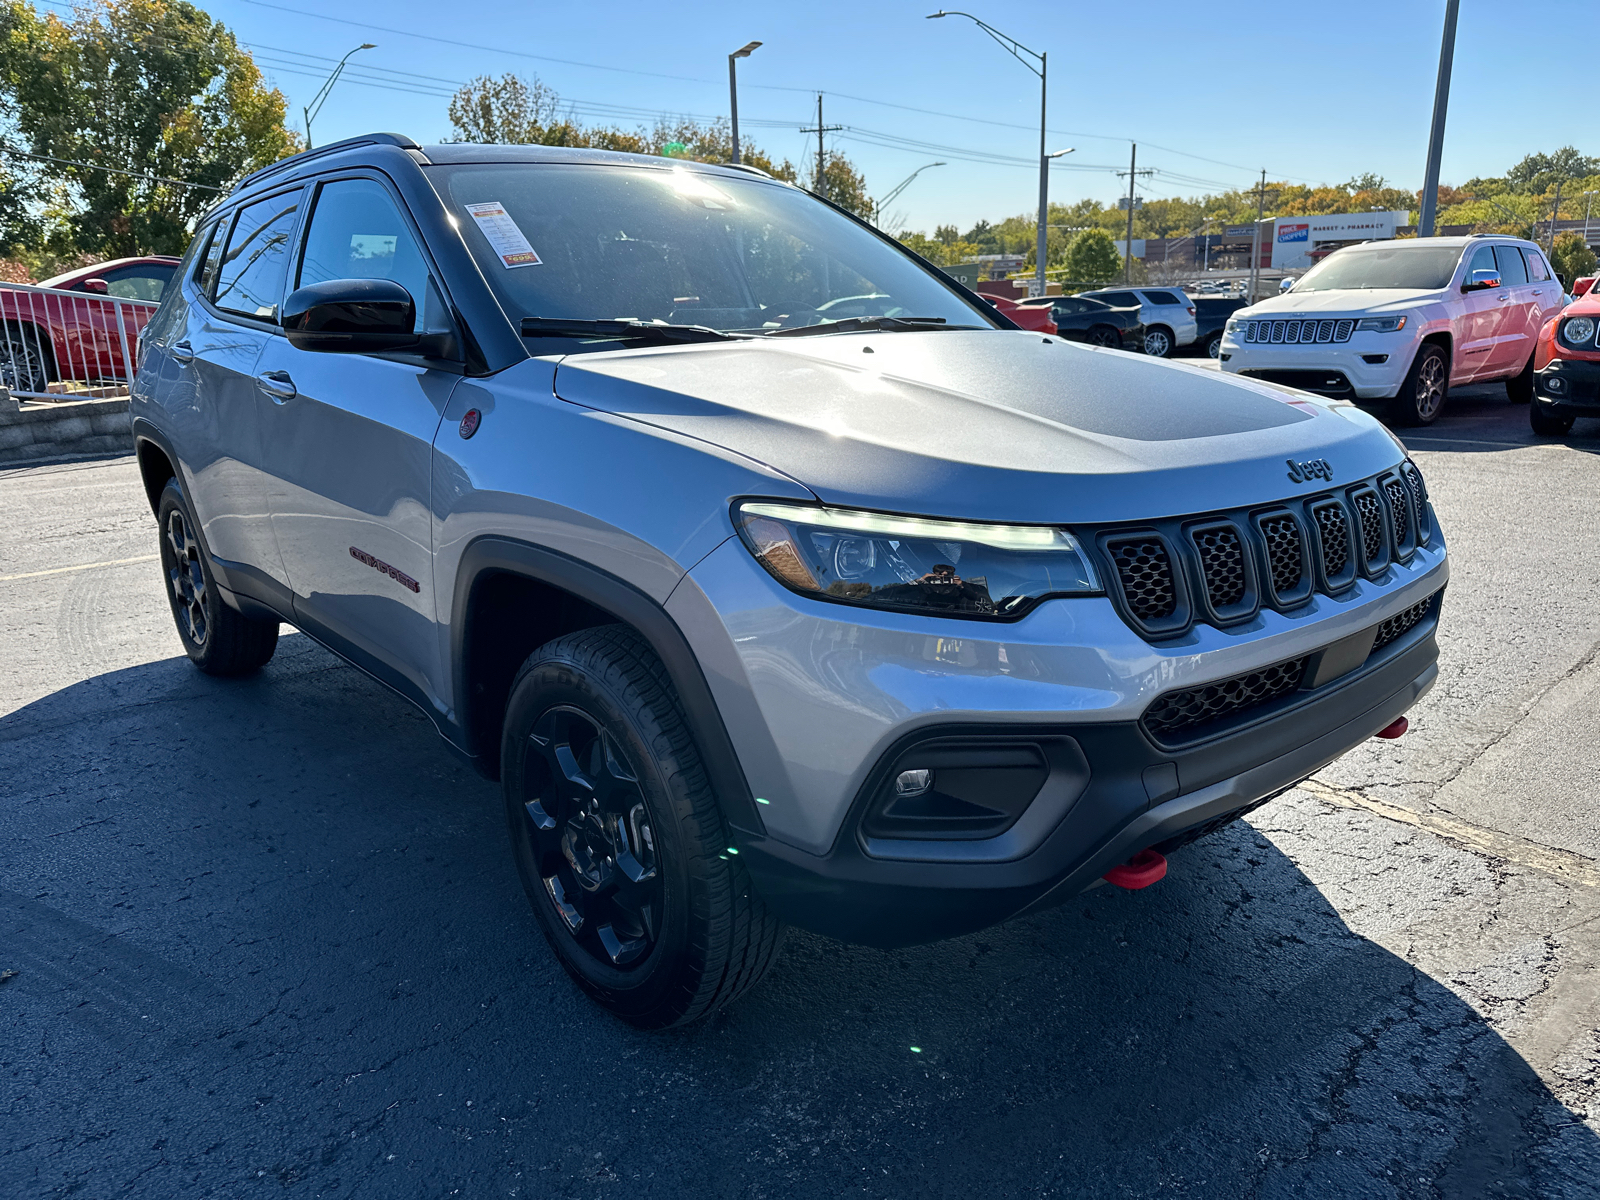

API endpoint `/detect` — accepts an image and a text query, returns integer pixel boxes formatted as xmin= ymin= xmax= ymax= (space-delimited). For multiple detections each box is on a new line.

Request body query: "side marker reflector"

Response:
xmin=1103 ymin=848 xmax=1167 ymax=890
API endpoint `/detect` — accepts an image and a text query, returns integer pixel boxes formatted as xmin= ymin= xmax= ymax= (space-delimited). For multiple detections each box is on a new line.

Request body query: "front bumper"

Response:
xmin=1535 ymin=356 xmax=1600 ymax=416
xmin=1220 ymin=333 xmax=1417 ymax=399
xmin=666 ymin=522 xmax=1447 ymax=947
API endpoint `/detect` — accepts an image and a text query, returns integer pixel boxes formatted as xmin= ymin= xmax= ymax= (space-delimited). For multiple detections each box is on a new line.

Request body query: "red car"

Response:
xmin=975 ymin=291 xmax=1058 ymax=335
xmin=1531 ymin=291 xmax=1600 ymax=435
xmin=0 ymin=255 xmax=179 ymax=394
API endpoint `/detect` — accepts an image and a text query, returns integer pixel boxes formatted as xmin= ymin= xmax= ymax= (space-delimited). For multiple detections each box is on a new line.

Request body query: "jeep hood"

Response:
xmin=1245 ymin=288 xmax=1443 ymax=316
xmin=549 ymin=330 xmax=1404 ymax=524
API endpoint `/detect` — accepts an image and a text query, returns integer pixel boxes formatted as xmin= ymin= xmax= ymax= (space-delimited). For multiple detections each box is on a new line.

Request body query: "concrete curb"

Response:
xmin=0 ymin=388 xmax=133 ymax=465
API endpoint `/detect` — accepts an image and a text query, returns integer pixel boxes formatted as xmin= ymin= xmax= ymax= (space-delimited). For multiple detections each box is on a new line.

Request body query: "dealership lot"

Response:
xmin=2 ymin=384 xmax=1599 ymax=1197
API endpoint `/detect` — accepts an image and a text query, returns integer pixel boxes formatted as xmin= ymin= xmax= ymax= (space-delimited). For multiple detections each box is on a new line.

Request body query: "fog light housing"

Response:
xmin=1361 ymin=353 xmax=1389 ymax=364
xmin=1545 ymin=375 xmax=1568 ymax=395
xmin=895 ymin=769 xmax=932 ymax=797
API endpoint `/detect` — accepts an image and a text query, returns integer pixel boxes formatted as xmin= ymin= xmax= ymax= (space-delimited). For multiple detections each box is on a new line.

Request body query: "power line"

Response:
xmin=1 ymin=146 xmax=224 ymax=192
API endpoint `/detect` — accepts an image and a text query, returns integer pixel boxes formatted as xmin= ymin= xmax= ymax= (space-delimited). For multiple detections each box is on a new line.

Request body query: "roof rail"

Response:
xmin=232 ymin=133 xmax=422 ymax=194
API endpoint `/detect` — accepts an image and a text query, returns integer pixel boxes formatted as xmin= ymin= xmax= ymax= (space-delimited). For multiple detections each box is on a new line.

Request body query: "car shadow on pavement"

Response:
xmin=3 ymin=638 xmax=1596 ymax=1199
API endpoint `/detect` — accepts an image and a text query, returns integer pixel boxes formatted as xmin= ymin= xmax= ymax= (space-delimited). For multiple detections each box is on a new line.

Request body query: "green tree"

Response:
xmin=0 ymin=0 xmax=299 ymax=257
xmin=1551 ymin=232 xmax=1598 ymax=286
xmin=808 ymin=154 xmax=872 ymax=220
xmin=1063 ymin=227 xmax=1122 ymax=286
xmin=1507 ymin=147 xmax=1600 ymax=194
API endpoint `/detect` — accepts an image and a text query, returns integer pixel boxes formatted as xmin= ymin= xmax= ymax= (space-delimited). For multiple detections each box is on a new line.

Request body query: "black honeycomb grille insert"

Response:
xmin=1354 ymin=491 xmax=1385 ymax=563
xmin=1142 ymin=655 xmax=1309 ymax=742
xmin=1108 ymin=536 xmax=1177 ymax=622
xmin=1193 ymin=525 xmax=1247 ymax=608
xmin=1373 ymin=592 xmax=1437 ymax=651
xmin=1259 ymin=514 xmax=1304 ymax=595
xmin=1402 ymin=462 xmax=1429 ymax=538
xmin=1313 ymin=503 xmax=1350 ymax=579
xmin=1384 ymin=478 xmax=1411 ymax=547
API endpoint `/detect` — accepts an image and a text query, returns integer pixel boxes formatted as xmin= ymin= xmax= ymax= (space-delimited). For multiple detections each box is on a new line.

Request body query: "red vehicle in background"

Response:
xmin=1531 ymin=289 xmax=1600 ymax=436
xmin=975 ymin=291 xmax=1057 ymax=335
xmin=0 ymin=255 xmax=178 ymax=395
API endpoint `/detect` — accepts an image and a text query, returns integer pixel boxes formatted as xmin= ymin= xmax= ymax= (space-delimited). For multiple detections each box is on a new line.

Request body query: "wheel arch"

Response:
xmin=451 ymin=536 xmax=765 ymax=835
xmin=135 ymin=431 xmax=176 ymax=517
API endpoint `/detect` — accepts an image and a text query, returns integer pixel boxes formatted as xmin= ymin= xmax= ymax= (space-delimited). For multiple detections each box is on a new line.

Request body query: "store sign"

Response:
xmin=1278 ymin=223 xmax=1309 ymax=243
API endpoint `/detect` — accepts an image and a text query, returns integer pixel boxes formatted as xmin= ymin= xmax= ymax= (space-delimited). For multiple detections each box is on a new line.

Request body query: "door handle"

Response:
xmin=256 ymin=370 xmax=296 ymax=401
xmin=170 ymin=339 xmax=195 ymax=363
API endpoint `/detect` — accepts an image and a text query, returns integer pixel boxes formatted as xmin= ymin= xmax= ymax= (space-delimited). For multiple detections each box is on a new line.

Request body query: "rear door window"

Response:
xmin=1094 ymin=291 xmax=1138 ymax=307
xmin=1522 ymin=248 xmax=1551 ymax=282
xmin=99 ymin=262 xmax=175 ymax=302
xmin=1143 ymin=290 xmax=1181 ymax=305
xmin=1493 ymin=244 xmax=1528 ymax=286
xmin=214 ymin=188 xmax=304 ymax=322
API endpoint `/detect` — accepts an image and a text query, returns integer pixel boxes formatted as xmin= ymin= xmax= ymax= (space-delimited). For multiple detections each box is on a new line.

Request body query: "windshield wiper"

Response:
xmin=765 ymin=315 xmax=980 ymax=338
xmin=520 ymin=317 xmax=744 ymax=343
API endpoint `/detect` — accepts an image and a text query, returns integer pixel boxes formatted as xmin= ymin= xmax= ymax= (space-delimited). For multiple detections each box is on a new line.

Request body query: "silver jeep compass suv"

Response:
xmin=132 ymin=134 xmax=1448 ymax=1027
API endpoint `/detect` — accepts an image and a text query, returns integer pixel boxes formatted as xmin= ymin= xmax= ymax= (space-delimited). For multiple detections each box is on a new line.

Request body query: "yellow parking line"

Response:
xmin=0 ymin=553 xmax=158 ymax=584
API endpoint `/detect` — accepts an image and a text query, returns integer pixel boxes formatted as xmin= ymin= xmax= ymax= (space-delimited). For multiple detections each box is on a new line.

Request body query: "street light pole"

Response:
xmin=728 ymin=41 xmax=761 ymax=165
xmin=1417 ymin=0 xmax=1460 ymax=238
xmin=874 ymin=161 xmax=946 ymax=228
xmin=928 ymin=11 xmax=1051 ymax=296
xmin=304 ymin=43 xmax=376 ymax=150
xmin=1583 ymin=190 xmax=1598 ymax=251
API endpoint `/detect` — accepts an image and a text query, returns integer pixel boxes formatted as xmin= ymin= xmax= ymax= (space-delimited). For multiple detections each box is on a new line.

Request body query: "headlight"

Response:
xmin=1355 ymin=316 xmax=1408 ymax=333
xmin=1224 ymin=316 xmax=1243 ymax=332
xmin=734 ymin=501 xmax=1099 ymax=619
xmin=1560 ymin=316 xmax=1596 ymax=346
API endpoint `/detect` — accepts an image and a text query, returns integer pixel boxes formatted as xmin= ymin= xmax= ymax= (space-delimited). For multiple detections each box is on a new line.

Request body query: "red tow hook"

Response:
xmin=1103 ymin=848 xmax=1167 ymax=890
xmin=1375 ymin=717 xmax=1409 ymax=740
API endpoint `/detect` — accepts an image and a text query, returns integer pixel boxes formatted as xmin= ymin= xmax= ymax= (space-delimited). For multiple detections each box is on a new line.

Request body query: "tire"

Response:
xmin=501 ymin=624 xmax=785 ymax=1028
xmin=1505 ymin=349 xmax=1535 ymax=404
xmin=1529 ymin=405 xmax=1574 ymax=437
xmin=156 ymin=478 xmax=279 ymax=676
xmin=1205 ymin=332 xmax=1223 ymax=359
xmin=1387 ymin=342 xmax=1449 ymax=426
xmin=0 ymin=322 xmax=56 ymax=393
xmin=1087 ymin=325 xmax=1121 ymax=348
xmin=1144 ymin=326 xmax=1174 ymax=358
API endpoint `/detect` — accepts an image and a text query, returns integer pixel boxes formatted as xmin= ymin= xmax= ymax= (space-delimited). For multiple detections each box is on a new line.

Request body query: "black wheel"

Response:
xmin=1205 ymin=332 xmax=1223 ymax=359
xmin=501 ymin=625 xmax=785 ymax=1028
xmin=1144 ymin=326 xmax=1174 ymax=358
xmin=1529 ymin=404 xmax=1574 ymax=436
xmin=156 ymin=478 xmax=278 ymax=676
xmin=1387 ymin=342 xmax=1449 ymax=426
xmin=1505 ymin=350 xmax=1534 ymax=404
xmin=0 ymin=322 xmax=55 ymax=393
xmin=1087 ymin=325 xmax=1121 ymax=348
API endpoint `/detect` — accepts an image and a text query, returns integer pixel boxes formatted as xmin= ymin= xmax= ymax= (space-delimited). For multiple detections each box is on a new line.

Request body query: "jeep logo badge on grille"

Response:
xmin=1286 ymin=457 xmax=1333 ymax=483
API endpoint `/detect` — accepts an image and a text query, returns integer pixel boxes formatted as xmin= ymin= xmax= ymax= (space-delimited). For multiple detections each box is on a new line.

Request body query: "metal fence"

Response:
xmin=0 ymin=281 xmax=159 ymax=403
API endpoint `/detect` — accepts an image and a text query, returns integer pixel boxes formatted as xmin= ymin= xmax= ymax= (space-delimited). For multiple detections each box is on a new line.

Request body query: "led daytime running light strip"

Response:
xmin=739 ymin=501 xmax=1075 ymax=552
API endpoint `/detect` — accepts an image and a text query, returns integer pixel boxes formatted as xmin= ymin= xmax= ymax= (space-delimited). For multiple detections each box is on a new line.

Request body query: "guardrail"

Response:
xmin=0 ymin=281 xmax=159 ymax=403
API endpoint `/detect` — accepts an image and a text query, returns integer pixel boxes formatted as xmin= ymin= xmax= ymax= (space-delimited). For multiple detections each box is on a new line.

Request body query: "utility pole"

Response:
xmin=1582 ymin=190 xmax=1597 ymax=250
xmin=1114 ymin=145 xmax=1152 ymax=285
xmin=1417 ymin=0 xmax=1460 ymax=237
xmin=800 ymin=93 xmax=842 ymax=201
xmin=1248 ymin=169 xmax=1267 ymax=303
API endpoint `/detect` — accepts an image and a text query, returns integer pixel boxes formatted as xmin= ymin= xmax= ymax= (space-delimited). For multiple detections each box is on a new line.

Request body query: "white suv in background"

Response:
xmin=1079 ymin=286 xmax=1198 ymax=357
xmin=1220 ymin=236 xmax=1564 ymax=425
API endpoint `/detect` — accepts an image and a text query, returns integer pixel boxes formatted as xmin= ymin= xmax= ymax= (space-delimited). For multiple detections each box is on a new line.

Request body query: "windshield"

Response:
xmin=1292 ymin=244 xmax=1465 ymax=292
xmin=430 ymin=162 xmax=994 ymax=336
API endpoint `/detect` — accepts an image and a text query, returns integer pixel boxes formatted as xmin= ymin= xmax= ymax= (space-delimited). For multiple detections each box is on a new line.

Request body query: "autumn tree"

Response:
xmin=0 ymin=0 xmax=299 ymax=258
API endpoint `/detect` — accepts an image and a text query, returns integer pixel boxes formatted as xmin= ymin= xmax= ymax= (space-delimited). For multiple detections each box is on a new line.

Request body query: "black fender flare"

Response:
xmin=451 ymin=536 xmax=766 ymax=836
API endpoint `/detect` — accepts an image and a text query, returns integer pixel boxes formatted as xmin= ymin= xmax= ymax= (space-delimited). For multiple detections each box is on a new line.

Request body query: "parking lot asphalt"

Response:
xmin=3 ymin=382 xmax=1599 ymax=1199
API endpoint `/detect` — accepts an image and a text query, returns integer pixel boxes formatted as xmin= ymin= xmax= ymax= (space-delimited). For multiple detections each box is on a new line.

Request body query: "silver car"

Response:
xmin=131 ymin=135 xmax=1448 ymax=1027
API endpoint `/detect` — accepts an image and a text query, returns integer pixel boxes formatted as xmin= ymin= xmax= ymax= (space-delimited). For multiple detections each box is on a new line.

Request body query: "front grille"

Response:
xmin=1142 ymin=656 xmax=1309 ymax=742
xmin=1243 ymin=318 xmax=1355 ymax=344
xmin=1383 ymin=477 xmax=1411 ymax=548
xmin=1402 ymin=461 xmax=1430 ymax=539
xmin=1259 ymin=513 xmax=1304 ymax=596
xmin=1373 ymin=593 xmax=1436 ymax=651
xmin=1312 ymin=502 xmax=1350 ymax=579
xmin=1192 ymin=525 xmax=1246 ymax=608
xmin=1107 ymin=536 xmax=1177 ymax=622
xmin=1354 ymin=490 xmax=1386 ymax=564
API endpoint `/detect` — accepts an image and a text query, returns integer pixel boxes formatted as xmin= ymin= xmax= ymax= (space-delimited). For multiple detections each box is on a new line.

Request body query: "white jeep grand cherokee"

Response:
xmin=1220 ymin=236 xmax=1564 ymax=425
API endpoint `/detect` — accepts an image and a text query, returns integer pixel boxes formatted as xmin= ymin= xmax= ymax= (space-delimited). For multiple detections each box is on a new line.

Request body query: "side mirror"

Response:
xmin=82 ymin=278 xmax=109 ymax=294
xmin=283 ymin=278 xmax=418 ymax=352
xmin=1279 ymin=277 xmax=1295 ymax=293
xmin=1462 ymin=268 xmax=1503 ymax=293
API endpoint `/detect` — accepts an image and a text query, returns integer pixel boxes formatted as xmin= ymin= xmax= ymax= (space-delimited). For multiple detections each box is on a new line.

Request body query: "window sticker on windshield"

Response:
xmin=464 ymin=201 xmax=541 ymax=268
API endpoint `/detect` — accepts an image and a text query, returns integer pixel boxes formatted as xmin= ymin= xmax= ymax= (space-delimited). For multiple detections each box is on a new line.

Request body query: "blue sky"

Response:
xmin=182 ymin=0 xmax=1597 ymax=232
